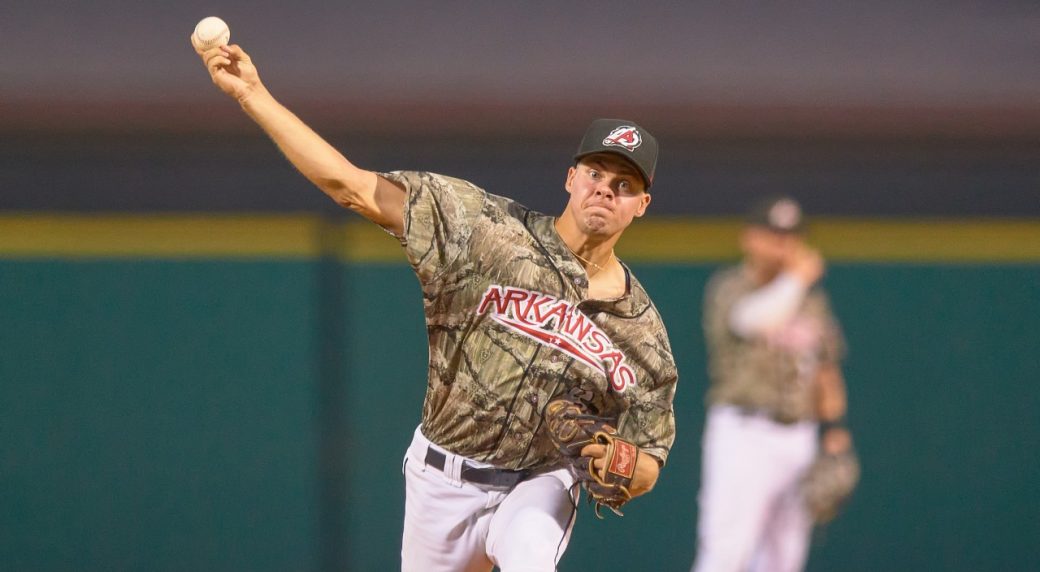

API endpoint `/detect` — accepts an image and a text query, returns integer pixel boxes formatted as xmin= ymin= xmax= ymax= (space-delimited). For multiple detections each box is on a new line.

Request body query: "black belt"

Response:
xmin=424 ymin=448 xmax=531 ymax=489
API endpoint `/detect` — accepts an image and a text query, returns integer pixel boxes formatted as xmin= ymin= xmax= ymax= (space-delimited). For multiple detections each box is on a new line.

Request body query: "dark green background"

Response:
xmin=2 ymin=260 xmax=1037 ymax=571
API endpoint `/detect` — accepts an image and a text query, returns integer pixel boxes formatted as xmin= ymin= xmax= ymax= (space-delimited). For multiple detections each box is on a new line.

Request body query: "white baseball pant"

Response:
xmin=401 ymin=426 xmax=579 ymax=572
xmin=692 ymin=405 xmax=818 ymax=572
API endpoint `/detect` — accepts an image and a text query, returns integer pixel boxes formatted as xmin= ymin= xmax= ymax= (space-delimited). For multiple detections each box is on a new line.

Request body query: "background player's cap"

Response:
xmin=747 ymin=196 xmax=806 ymax=234
xmin=574 ymin=118 xmax=658 ymax=189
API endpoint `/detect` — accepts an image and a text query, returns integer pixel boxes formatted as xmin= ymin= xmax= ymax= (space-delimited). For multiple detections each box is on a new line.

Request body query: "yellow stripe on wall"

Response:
xmin=0 ymin=214 xmax=321 ymax=259
xmin=1 ymin=214 xmax=1039 ymax=262
xmin=616 ymin=219 xmax=741 ymax=261
xmin=615 ymin=218 xmax=1040 ymax=263
xmin=806 ymin=219 xmax=1040 ymax=262
xmin=323 ymin=221 xmax=404 ymax=262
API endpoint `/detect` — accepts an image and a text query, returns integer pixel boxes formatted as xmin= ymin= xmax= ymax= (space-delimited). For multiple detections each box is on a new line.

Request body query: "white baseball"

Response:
xmin=192 ymin=16 xmax=230 ymax=53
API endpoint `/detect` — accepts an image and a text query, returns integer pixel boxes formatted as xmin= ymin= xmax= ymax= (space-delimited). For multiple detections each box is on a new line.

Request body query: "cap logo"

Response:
xmin=602 ymin=126 xmax=642 ymax=151
xmin=769 ymin=199 xmax=802 ymax=230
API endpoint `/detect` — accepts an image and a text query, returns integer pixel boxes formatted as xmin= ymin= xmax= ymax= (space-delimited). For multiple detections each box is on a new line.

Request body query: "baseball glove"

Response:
xmin=543 ymin=398 xmax=638 ymax=518
xmin=802 ymin=447 xmax=860 ymax=524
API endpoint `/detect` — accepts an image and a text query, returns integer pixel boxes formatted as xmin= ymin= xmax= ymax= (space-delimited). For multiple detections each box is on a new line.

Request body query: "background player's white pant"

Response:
xmin=401 ymin=426 xmax=579 ymax=572
xmin=693 ymin=405 xmax=817 ymax=572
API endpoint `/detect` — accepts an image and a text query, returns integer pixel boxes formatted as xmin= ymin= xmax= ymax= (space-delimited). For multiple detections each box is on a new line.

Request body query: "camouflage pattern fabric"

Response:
xmin=381 ymin=170 xmax=677 ymax=470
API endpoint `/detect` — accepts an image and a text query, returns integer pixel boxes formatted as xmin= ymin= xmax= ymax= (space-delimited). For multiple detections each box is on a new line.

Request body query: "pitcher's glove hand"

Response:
xmin=802 ymin=446 xmax=860 ymax=524
xmin=544 ymin=398 xmax=638 ymax=517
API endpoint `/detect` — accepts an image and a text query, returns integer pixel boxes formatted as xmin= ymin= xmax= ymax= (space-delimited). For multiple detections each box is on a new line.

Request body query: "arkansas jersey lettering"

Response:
xmin=477 ymin=285 xmax=637 ymax=392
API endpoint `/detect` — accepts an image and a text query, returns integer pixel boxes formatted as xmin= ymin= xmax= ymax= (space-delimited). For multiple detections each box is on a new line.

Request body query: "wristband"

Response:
xmin=819 ymin=418 xmax=846 ymax=433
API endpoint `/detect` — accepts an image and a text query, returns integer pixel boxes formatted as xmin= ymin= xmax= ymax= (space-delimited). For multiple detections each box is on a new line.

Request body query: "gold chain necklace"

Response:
xmin=569 ymin=249 xmax=614 ymax=273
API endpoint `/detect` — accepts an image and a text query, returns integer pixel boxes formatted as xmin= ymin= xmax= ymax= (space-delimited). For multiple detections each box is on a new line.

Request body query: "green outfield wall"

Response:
xmin=2 ymin=216 xmax=1038 ymax=571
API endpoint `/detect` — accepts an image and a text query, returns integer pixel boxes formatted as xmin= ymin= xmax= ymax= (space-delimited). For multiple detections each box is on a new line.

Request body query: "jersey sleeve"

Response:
xmin=622 ymin=370 xmax=677 ymax=465
xmin=617 ymin=311 xmax=679 ymax=465
xmin=380 ymin=171 xmax=487 ymax=287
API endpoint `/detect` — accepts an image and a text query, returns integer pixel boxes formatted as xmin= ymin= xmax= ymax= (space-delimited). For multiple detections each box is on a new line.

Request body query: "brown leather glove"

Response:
xmin=802 ymin=446 xmax=860 ymax=523
xmin=544 ymin=398 xmax=637 ymax=517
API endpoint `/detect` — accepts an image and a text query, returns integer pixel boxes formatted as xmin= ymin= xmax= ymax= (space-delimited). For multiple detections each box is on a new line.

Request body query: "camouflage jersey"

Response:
xmin=703 ymin=265 xmax=845 ymax=423
xmin=382 ymin=171 xmax=678 ymax=470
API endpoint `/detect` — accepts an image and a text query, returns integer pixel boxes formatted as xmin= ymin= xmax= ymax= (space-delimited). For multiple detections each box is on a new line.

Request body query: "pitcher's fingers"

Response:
xmin=226 ymin=45 xmax=254 ymax=67
xmin=580 ymin=443 xmax=606 ymax=458
xmin=206 ymin=53 xmax=233 ymax=74
xmin=225 ymin=44 xmax=248 ymax=59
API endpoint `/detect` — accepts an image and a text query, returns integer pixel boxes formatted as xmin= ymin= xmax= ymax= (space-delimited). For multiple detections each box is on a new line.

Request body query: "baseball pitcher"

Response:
xmin=195 ymin=40 xmax=677 ymax=572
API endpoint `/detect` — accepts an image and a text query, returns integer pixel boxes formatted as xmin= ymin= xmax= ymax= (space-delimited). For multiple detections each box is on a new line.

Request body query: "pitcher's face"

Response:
xmin=564 ymin=153 xmax=651 ymax=237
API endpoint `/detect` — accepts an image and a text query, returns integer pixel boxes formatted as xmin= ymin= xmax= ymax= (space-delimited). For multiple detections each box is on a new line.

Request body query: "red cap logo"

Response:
xmin=602 ymin=126 xmax=642 ymax=151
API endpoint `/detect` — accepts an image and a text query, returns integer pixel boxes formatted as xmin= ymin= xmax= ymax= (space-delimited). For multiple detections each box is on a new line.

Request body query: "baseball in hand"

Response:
xmin=192 ymin=16 xmax=230 ymax=53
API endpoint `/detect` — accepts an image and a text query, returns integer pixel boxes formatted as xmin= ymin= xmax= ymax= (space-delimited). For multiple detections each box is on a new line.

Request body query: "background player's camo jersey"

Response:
xmin=382 ymin=171 xmax=678 ymax=471
xmin=702 ymin=267 xmax=846 ymax=424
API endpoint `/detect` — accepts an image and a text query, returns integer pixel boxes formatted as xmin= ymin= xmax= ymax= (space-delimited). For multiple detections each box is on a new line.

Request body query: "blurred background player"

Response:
xmin=691 ymin=196 xmax=853 ymax=572
xmin=194 ymin=42 xmax=677 ymax=572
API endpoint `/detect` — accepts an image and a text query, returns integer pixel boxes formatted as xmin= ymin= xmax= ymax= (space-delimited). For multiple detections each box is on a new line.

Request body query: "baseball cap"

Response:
xmin=746 ymin=196 xmax=806 ymax=234
xmin=574 ymin=118 xmax=658 ymax=189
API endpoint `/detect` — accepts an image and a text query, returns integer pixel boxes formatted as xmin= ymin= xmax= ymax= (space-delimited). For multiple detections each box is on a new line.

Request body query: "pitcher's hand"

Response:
xmin=195 ymin=43 xmax=266 ymax=103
